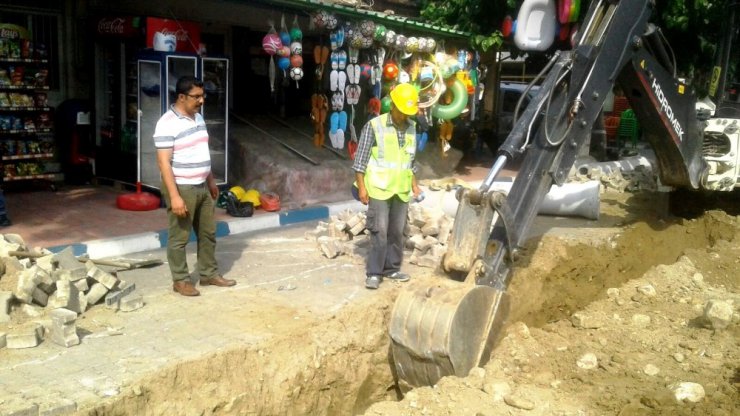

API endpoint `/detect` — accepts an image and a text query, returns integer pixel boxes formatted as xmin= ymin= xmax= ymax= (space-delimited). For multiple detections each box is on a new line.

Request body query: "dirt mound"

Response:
xmin=365 ymin=208 xmax=739 ymax=415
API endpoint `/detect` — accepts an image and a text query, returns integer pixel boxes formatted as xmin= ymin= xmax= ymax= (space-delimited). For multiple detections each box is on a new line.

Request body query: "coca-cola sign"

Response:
xmin=146 ymin=17 xmax=200 ymax=53
xmin=92 ymin=16 xmax=141 ymax=38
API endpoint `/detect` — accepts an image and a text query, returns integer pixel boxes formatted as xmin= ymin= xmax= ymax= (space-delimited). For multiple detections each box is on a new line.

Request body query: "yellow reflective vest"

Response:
xmin=364 ymin=114 xmax=416 ymax=202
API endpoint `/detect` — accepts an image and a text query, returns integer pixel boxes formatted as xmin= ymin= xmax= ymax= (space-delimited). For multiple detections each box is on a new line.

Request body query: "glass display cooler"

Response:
xmin=136 ymin=52 xmax=229 ymax=189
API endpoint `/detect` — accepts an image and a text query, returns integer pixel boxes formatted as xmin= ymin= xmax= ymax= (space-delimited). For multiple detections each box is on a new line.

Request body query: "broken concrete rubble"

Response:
xmin=0 ymin=235 xmax=146 ymax=349
xmin=306 ymin=206 xmax=452 ymax=270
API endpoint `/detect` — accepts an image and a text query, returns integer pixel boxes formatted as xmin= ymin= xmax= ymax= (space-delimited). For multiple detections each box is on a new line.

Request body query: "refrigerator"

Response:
xmin=136 ymin=51 xmax=229 ymax=189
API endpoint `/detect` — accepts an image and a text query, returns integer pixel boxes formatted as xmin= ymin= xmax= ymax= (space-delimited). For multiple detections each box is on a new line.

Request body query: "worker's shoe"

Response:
xmin=386 ymin=271 xmax=410 ymax=282
xmin=200 ymin=275 xmax=236 ymax=287
xmin=0 ymin=215 xmax=11 ymax=227
xmin=365 ymin=275 xmax=382 ymax=290
xmin=173 ymin=280 xmax=200 ymax=296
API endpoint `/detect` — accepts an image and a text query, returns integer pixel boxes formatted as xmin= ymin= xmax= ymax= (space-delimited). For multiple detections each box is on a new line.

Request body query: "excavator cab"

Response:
xmin=389 ymin=0 xmax=740 ymax=389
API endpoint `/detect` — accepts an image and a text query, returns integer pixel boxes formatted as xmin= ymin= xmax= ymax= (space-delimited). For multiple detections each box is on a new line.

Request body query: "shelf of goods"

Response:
xmin=0 ymin=56 xmax=59 ymax=186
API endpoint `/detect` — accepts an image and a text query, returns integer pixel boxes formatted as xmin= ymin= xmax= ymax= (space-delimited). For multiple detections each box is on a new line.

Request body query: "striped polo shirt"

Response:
xmin=153 ymin=106 xmax=211 ymax=185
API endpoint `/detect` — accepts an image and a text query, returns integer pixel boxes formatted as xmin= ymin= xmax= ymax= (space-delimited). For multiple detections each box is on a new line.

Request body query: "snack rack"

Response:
xmin=0 ymin=38 xmax=60 ymax=190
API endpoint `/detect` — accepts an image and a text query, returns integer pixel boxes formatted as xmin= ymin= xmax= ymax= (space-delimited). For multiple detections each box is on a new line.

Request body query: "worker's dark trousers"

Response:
xmin=162 ymin=182 xmax=219 ymax=282
xmin=366 ymin=195 xmax=408 ymax=277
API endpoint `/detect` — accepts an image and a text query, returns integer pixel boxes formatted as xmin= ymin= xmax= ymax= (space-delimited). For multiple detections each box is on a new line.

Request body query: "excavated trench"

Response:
xmin=85 ymin=197 xmax=736 ymax=416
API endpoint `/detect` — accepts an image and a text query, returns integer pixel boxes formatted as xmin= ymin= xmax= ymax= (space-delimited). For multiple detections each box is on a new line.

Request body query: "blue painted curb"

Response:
xmin=47 ymin=200 xmax=365 ymax=258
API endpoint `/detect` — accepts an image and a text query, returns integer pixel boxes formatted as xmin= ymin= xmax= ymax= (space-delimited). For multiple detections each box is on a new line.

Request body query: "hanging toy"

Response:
xmin=313 ymin=10 xmax=330 ymax=30
xmin=290 ymin=15 xmax=303 ymax=41
xmin=277 ymin=56 xmax=290 ymax=74
xmin=262 ymin=23 xmax=282 ymax=94
xmin=383 ymin=61 xmax=399 ymax=81
xmin=279 ymin=14 xmax=291 ymax=47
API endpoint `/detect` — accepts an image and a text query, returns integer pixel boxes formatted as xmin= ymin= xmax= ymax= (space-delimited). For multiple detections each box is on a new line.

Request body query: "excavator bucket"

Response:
xmin=389 ymin=279 xmax=509 ymax=388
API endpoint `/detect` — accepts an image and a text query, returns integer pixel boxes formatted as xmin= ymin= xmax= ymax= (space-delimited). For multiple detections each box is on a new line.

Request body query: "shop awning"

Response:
xmin=249 ymin=0 xmax=471 ymax=40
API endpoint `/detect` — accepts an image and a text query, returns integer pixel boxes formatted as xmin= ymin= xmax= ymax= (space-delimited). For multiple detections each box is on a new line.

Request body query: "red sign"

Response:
xmin=145 ymin=17 xmax=200 ymax=53
xmin=92 ymin=16 xmax=142 ymax=38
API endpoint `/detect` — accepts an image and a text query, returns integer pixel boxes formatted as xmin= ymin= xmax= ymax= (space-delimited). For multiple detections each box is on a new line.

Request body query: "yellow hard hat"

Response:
xmin=229 ymin=186 xmax=247 ymax=201
xmin=390 ymin=83 xmax=419 ymax=115
xmin=243 ymin=189 xmax=261 ymax=207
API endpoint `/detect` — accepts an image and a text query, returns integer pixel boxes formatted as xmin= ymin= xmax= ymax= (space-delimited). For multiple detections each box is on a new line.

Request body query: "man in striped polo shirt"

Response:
xmin=155 ymin=76 xmax=236 ymax=296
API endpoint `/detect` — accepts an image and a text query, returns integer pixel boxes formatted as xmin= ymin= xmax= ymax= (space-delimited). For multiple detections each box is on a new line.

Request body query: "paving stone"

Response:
xmin=73 ymin=278 xmax=89 ymax=293
xmin=32 ymin=287 xmax=49 ymax=307
xmin=2 ymin=255 xmax=26 ymax=275
xmin=50 ymin=308 xmax=80 ymax=348
xmin=0 ymin=331 xmax=6 ymax=349
xmin=0 ymin=238 xmax=21 ymax=257
xmin=104 ymin=281 xmax=136 ymax=309
xmin=36 ymin=268 xmax=57 ymax=294
xmin=86 ymin=262 xmax=119 ymax=290
xmin=35 ymin=254 xmax=57 ymax=274
xmin=49 ymin=279 xmax=82 ymax=313
xmin=119 ymin=292 xmax=144 ymax=312
xmin=14 ymin=266 xmax=41 ymax=304
xmin=86 ymin=283 xmax=108 ymax=305
xmin=6 ymin=323 xmax=43 ymax=349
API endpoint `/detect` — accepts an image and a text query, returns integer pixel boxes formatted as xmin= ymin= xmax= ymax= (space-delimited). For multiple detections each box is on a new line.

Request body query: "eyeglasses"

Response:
xmin=185 ymin=93 xmax=206 ymax=100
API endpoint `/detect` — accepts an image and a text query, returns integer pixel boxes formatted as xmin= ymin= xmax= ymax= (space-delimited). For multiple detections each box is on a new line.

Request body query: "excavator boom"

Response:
xmin=390 ymin=0 xmax=739 ymax=388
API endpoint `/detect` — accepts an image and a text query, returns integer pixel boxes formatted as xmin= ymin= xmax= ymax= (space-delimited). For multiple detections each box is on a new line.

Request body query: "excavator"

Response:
xmin=389 ymin=0 xmax=740 ymax=388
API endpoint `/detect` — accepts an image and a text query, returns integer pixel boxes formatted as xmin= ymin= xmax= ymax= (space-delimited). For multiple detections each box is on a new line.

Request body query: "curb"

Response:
xmin=48 ymin=200 xmax=366 ymax=258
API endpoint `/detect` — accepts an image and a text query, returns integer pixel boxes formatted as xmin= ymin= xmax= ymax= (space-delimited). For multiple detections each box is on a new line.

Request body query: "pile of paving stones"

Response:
xmin=0 ymin=234 xmax=144 ymax=350
xmin=306 ymin=205 xmax=454 ymax=269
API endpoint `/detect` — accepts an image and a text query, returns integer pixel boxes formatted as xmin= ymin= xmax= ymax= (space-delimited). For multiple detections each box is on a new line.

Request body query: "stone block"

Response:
xmin=36 ymin=267 xmax=57 ymax=294
xmin=2 ymin=255 xmax=26 ymax=275
xmin=0 ymin=331 xmax=6 ymax=348
xmin=32 ymin=287 xmax=49 ymax=307
xmin=52 ymin=246 xmax=80 ymax=270
xmin=21 ymin=304 xmax=44 ymax=318
xmin=104 ymin=281 xmax=136 ymax=309
xmin=1 ymin=290 xmax=13 ymax=323
xmin=35 ymin=253 xmax=57 ymax=274
xmin=79 ymin=292 xmax=89 ymax=313
xmin=86 ymin=262 xmax=119 ymax=289
xmin=50 ymin=308 xmax=80 ymax=347
xmin=3 ymin=402 xmax=39 ymax=416
xmin=317 ymin=236 xmax=343 ymax=259
xmin=86 ymin=282 xmax=108 ymax=305
xmin=74 ymin=278 xmax=89 ymax=293
xmin=49 ymin=279 xmax=82 ymax=313
xmin=348 ymin=220 xmax=366 ymax=236
xmin=421 ymin=223 xmax=439 ymax=237
xmin=14 ymin=266 xmax=41 ymax=304
xmin=6 ymin=323 xmax=43 ymax=348
xmin=119 ymin=292 xmax=144 ymax=312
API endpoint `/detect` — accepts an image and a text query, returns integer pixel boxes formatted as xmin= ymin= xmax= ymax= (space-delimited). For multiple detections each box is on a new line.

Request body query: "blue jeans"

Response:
xmin=365 ymin=195 xmax=408 ymax=277
xmin=0 ymin=189 xmax=7 ymax=216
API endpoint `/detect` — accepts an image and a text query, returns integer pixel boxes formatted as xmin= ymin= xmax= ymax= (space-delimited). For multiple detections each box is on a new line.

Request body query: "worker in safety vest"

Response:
xmin=352 ymin=83 xmax=422 ymax=290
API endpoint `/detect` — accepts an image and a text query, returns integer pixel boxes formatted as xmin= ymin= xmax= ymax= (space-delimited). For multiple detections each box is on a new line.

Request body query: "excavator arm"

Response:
xmin=389 ymin=0 xmax=734 ymax=389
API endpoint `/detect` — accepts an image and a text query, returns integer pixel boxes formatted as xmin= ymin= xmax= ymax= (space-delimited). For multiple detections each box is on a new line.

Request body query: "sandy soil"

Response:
xmin=365 ymin=190 xmax=739 ymax=415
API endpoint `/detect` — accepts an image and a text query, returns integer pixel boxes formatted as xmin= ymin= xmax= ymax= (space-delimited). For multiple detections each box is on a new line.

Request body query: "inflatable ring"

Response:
xmin=432 ymin=78 xmax=468 ymax=120
xmin=570 ymin=0 xmax=581 ymax=23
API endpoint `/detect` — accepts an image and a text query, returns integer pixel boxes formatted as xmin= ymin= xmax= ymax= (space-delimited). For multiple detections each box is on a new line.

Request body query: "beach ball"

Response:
xmin=277 ymin=57 xmax=290 ymax=71
xmin=289 ymin=66 xmax=304 ymax=80
xmin=406 ymin=37 xmax=419 ymax=53
xmin=262 ymin=33 xmax=282 ymax=55
xmin=380 ymin=95 xmax=392 ymax=113
xmin=290 ymin=41 xmax=302 ymax=56
xmin=360 ymin=63 xmax=372 ymax=81
xmin=280 ymin=31 xmax=291 ymax=47
xmin=313 ymin=11 xmax=329 ymax=29
xmin=290 ymin=54 xmax=303 ymax=67
xmin=277 ymin=45 xmax=291 ymax=57
xmin=359 ymin=20 xmax=376 ymax=37
xmin=394 ymin=34 xmax=407 ymax=51
xmin=383 ymin=30 xmax=396 ymax=47
xmin=325 ymin=14 xmax=338 ymax=30
xmin=374 ymin=24 xmax=387 ymax=41
xmin=426 ymin=38 xmax=437 ymax=53
xmin=350 ymin=32 xmax=364 ymax=49
xmin=383 ymin=61 xmax=399 ymax=80
xmin=360 ymin=36 xmax=374 ymax=49
xmin=290 ymin=27 xmax=302 ymax=41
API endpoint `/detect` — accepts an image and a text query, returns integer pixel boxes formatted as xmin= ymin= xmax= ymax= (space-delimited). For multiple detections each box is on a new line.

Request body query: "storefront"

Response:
xmin=2 ymin=0 xmax=475 ymax=195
